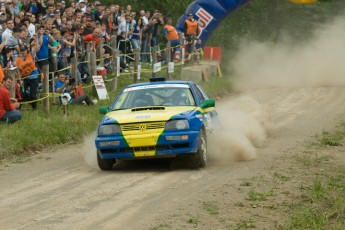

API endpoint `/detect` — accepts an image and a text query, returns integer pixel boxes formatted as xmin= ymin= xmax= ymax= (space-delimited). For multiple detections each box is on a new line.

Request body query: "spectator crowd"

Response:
xmin=0 ymin=0 xmax=200 ymax=124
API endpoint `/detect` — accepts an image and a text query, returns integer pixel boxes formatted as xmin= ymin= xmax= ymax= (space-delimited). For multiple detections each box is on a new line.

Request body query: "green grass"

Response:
xmin=273 ymin=172 xmax=291 ymax=182
xmin=283 ymin=124 xmax=345 ymax=229
xmin=187 ymin=215 xmax=200 ymax=225
xmin=312 ymin=122 xmax=345 ymax=147
xmin=198 ymin=75 xmax=233 ymax=98
xmin=246 ymin=190 xmax=274 ymax=202
xmin=202 ymin=201 xmax=220 ymax=215
xmin=232 ymin=218 xmax=256 ymax=230
xmin=0 ymin=103 xmax=103 ymax=160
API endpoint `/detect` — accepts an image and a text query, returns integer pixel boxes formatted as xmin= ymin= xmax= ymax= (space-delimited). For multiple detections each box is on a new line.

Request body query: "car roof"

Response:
xmin=126 ymin=80 xmax=194 ymax=89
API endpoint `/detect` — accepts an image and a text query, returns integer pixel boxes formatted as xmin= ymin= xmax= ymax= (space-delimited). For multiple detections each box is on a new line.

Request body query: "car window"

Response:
xmin=196 ymin=84 xmax=209 ymax=100
xmin=192 ymin=84 xmax=206 ymax=102
xmin=112 ymin=85 xmax=196 ymax=109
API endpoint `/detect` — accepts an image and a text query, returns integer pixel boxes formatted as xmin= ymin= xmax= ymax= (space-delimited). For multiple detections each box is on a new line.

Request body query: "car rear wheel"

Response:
xmin=191 ymin=130 xmax=207 ymax=168
xmin=97 ymin=151 xmax=115 ymax=170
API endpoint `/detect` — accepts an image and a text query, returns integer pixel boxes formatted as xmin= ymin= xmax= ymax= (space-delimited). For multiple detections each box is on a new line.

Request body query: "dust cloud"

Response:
xmin=83 ymin=132 xmax=99 ymax=168
xmin=208 ymin=17 xmax=345 ymax=163
xmin=209 ymin=96 xmax=272 ymax=163
xmin=231 ymin=17 xmax=345 ymax=90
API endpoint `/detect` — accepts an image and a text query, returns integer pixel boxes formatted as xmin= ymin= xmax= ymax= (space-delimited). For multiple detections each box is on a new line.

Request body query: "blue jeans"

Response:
xmin=131 ymin=39 xmax=140 ymax=50
xmin=170 ymin=40 xmax=180 ymax=61
xmin=0 ymin=110 xmax=22 ymax=124
xmin=23 ymin=77 xmax=39 ymax=110
xmin=58 ymin=57 xmax=71 ymax=75
xmin=151 ymin=36 xmax=159 ymax=47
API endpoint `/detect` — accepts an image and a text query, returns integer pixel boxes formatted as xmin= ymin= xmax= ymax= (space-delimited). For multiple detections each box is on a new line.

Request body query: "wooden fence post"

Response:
xmin=90 ymin=51 xmax=97 ymax=96
xmin=42 ymin=64 xmax=50 ymax=113
xmin=51 ymin=72 xmax=57 ymax=104
xmin=86 ymin=43 xmax=91 ymax=75
xmin=71 ymin=56 xmax=78 ymax=85
xmin=110 ymin=36 xmax=118 ymax=91
xmin=166 ymin=41 xmax=172 ymax=79
xmin=90 ymin=51 xmax=97 ymax=76
xmin=97 ymin=38 xmax=104 ymax=68
xmin=6 ymin=69 xmax=17 ymax=98
xmin=179 ymin=32 xmax=184 ymax=74
xmin=152 ymin=46 xmax=157 ymax=77
xmin=134 ymin=48 xmax=139 ymax=83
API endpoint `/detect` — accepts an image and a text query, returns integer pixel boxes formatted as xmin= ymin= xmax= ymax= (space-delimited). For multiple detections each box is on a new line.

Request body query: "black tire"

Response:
xmin=97 ymin=151 xmax=115 ymax=170
xmin=191 ymin=130 xmax=207 ymax=168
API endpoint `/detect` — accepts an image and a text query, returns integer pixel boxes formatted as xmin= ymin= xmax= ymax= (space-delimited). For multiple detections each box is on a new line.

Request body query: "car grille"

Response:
xmin=121 ymin=122 xmax=165 ymax=131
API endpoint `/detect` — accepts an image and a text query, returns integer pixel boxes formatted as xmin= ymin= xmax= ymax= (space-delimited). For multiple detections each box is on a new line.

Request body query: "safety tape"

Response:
xmin=16 ymin=47 xmax=202 ymax=104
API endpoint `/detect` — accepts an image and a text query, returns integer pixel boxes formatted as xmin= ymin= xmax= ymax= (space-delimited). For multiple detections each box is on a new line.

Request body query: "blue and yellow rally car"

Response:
xmin=95 ymin=78 xmax=217 ymax=170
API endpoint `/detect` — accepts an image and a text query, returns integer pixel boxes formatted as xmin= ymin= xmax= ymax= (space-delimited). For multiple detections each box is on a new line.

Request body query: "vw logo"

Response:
xmin=139 ymin=124 xmax=147 ymax=131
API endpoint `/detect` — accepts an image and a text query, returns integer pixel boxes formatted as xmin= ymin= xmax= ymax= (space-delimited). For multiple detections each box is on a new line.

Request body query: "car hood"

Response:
xmin=104 ymin=106 xmax=197 ymax=124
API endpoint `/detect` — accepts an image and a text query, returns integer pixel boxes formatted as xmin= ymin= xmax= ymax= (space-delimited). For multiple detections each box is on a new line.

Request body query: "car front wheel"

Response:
xmin=191 ymin=130 xmax=207 ymax=168
xmin=97 ymin=151 xmax=115 ymax=170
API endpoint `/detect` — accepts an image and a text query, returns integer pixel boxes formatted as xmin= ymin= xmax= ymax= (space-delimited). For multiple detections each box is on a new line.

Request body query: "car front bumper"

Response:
xmin=95 ymin=130 xmax=200 ymax=159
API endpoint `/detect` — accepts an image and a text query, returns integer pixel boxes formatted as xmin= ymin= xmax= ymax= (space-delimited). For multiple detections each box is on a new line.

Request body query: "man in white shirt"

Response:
xmin=22 ymin=17 xmax=35 ymax=38
xmin=117 ymin=14 xmax=133 ymax=39
xmin=2 ymin=20 xmax=14 ymax=42
xmin=140 ymin=10 xmax=149 ymax=26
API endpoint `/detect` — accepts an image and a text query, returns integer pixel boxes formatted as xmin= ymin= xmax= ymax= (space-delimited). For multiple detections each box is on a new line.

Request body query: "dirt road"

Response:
xmin=1 ymin=85 xmax=345 ymax=230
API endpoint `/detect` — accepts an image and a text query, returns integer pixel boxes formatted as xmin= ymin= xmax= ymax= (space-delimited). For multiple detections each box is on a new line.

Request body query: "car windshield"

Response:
xmin=112 ymin=84 xmax=196 ymax=110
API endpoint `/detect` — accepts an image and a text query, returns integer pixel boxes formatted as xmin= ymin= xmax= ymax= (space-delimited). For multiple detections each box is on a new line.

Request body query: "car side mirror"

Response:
xmin=200 ymin=99 xmax=215 ymax=109
xmin=99 ymin=106 xmax=110 ymax=114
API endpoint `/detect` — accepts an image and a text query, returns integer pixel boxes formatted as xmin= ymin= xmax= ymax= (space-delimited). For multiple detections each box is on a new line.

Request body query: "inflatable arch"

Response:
xmin=176 ymin=0 xmax=318 ymax=48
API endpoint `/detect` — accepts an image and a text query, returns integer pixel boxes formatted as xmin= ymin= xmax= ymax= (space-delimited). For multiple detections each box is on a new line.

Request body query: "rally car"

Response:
xmin=95 ymin=78 xmax=217 ymax=170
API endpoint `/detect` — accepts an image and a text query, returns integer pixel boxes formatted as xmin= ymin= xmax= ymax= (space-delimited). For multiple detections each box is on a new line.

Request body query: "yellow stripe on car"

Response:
xmin=106 ymin=106 xmax=196 ymax=157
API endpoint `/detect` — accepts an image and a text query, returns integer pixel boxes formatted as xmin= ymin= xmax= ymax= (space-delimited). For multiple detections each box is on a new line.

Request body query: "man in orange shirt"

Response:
xmin=0 ymin=76 xmax=22 ymax=124
xmin=184 ymin=12 xmax=200 ymax=58
xmin=163 ymin=18 xmax=180 ymax=62
xmin=0 ymin=65 xmax=5 ymax=83
xmin=15 ymin=38 xmax=40 ymax=110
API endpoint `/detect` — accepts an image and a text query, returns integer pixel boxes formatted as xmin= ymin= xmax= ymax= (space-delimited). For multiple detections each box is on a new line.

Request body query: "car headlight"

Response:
xmin=165 ymin=119 xmax=189 ymax=130
xmin=98 ymin=124 xmax=121 ymax=135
